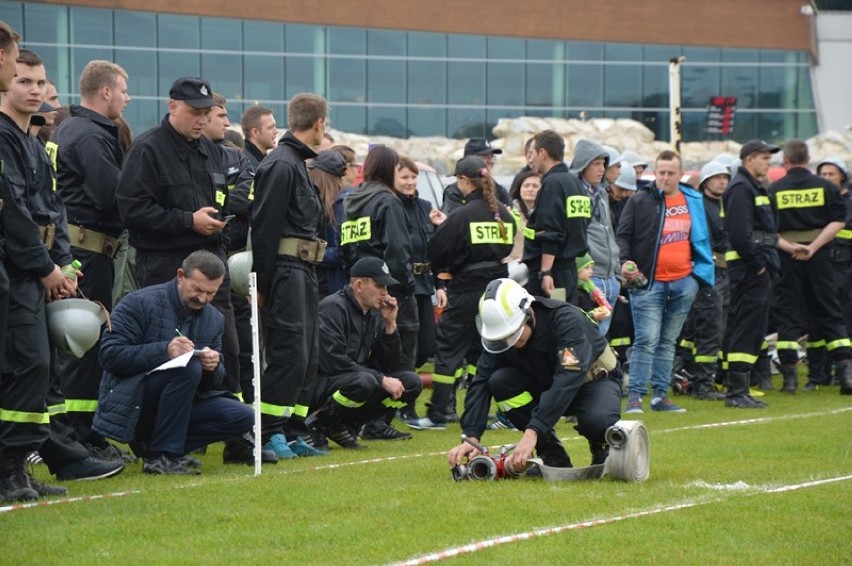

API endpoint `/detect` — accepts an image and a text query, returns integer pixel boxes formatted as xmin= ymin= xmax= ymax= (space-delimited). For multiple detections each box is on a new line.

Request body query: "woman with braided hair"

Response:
xmin=408 ymin=156 xmax=516 ymax=430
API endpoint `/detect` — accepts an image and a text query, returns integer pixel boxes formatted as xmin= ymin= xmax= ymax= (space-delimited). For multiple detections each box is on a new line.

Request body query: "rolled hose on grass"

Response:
xmin=604 ymin=420 xmax=650 ymax=482
xmin=526 ymin=420 xmax=649 ymax=482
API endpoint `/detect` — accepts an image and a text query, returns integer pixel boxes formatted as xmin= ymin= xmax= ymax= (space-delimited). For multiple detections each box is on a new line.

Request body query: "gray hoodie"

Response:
xmin=570 ymin=140 xmax=621 ymax=279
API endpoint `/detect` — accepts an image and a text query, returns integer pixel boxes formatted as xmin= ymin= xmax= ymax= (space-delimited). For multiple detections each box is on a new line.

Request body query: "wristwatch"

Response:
xmin=540 ymin=270 xmax=552 ymax=277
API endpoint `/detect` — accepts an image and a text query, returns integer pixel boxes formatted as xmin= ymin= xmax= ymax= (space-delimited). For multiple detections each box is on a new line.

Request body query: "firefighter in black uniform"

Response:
xmin=203 ymin=93 xmax=257 ymax=404
xmin=675 ymin=161 xmax=729 ymax=399
xmin=251 ymin=93 xmax=329 ymax=459
xmin=768 ymin=140 xmax=852 ymax=392
xmin=815 ymin=157 xmax=852 ymax=393
xmin=447 ymin=278 xmax=621 ymax=471
xmin=722 ymin=140 xmax=806 ymax=408
xmin=0 ymin=49 xmax=125 ymax=501
xmin=409 ymin=155 xmax=515 ymax=430
xmin=308 ymin=257 xmax=422 ymax=449
xmin=523 ymin=130 xmax=590 ymax=300
xmin=51 ymin=60 xmax=129 ymax=451
xmin=116 ymin=79 xmax=239 ymax=377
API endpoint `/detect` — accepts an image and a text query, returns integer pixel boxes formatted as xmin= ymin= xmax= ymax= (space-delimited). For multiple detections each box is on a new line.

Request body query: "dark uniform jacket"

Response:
xmin=769 ymin=166 xmax=846 ymax=232
xmin=93 ymin=279 xmax=226 ymax=442
xmin=242 ymin=140 xmax=265 ymax=172
xmin=0 ymin=112 xmax=72 ymax=278
xmin=703 ymin=195 xmax=728 ymax=254
xmin=461 ymin=298 xmax=607 ymax=439
xmin=51 ymin=105 xmax=124 ymax=238
xmin=722 ymin=166 xmax=780 ymax=274
xmin=317 ymin=286 xmax=402 ymax=382
xmin=117 ymin=114 xmax=229 ymax=259
xmin=340 ymin=180 xmax=415 ymax=296
xmin=398 ymin=192 xmax=436 ymax=297
xmin=427 ymin=190 xmax=513 ymax=294
xmin=250 ymin=131 xmax=320 ymax=297
xmin=216 ymin=140 xmax=254 ymax=252
xmin=442 ymin=180 xmax=511 ymax=215
xmin=522 ymin=162 xmax=590 ymax=267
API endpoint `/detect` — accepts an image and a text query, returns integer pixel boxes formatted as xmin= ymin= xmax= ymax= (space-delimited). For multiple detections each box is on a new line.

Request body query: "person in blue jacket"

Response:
xmin=93 ymin=251 xmax=254 ymax=475
xmin=616 ymin=150 xmax=714 ymax=414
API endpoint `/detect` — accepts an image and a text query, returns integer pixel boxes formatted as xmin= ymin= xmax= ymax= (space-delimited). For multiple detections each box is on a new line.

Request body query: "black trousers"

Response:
xmin=136 ymin=251 xmax=241 ymax=394
xmin=774 ymin=246 xmax=851 ymax=365
xmin=396 ymin=294 xmax=419 ymax=372
xmin=725 ymin=263 xmax=774 ymax=373
xmin=415 ymin=293 xmax=436 ymax=368
xmin=526 ymin=257 xmax=577 ymax=302
xmin=679 ymin=267 xmax=728 ymax=377
xmin=0 ymin=276 xmax=50 ymax=452
xmin=56 ymin=248 xmax=114 ymax=444
xmin=433 ymin=289 xmax=482 ymax=385
xmin=39 ymin=348 xmax=90 ymax=475
xmin=231 ymin=290 xmax=254 ymax=400
xmin=488 ymin=366 xmax=622 ymax=446
xmin=135 ymin=358 xmax=253 ymax=457
xmin=259 ymin=258 xmax=318 ymax=441
xmin=312 ymin=369 xmax=422 ymax=426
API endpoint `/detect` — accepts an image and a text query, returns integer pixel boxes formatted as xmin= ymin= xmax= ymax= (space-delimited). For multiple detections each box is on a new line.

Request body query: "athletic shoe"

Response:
xmin=326 ymin=422 xmax=366 ymax=449
xmin=288 ymin=436 xmax=327 ymax=457
xmin=487 ymin=410 xmax=517 ymax=431
xmin=55 ymin=456 xmax=125 ymax=481
xmin=360 ymin=422 xmax=412 ymax=441
xmin=25 ymin=471 xmax=67 ymax=497
xmin=650 ymin=397 xmax=687 ymax=412
xmin=223 ymin=434 xmax=280 ymax=464
xmin=404 ymin=417 xmax=447 ymax=431
xmin=142 ymin=455 xmax=200 ymax=476
xmin=262 ymin=433 xmax=298 ymax=460
xmin=25 ymin=452 xmax=43 ymax=466
xmin=625 ymin=392 xmax=643 ymax=414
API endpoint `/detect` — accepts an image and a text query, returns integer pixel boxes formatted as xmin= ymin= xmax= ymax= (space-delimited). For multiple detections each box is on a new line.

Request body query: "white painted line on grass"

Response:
xmin=0 ymin=489 xmax=141 ymax=514
xmin=389 ymin=474 xmax=852 ymax=566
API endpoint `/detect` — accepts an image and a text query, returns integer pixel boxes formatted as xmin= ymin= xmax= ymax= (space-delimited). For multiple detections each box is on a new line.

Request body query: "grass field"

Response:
xmin=3 ymin=378 xmax=851 ymax=565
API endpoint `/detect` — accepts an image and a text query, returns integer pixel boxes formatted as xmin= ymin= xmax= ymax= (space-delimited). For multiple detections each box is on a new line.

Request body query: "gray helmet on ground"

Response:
xmin=46 ymin=298 xmax=108 ymax=358
xmin=228 ymin=250 xmax=252 ymax=296
xmin=699 ymin=161 xmax=731 ymax=186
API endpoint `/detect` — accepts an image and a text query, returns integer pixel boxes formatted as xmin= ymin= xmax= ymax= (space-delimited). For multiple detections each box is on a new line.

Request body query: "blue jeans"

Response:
xmin=591 ymin=275 xmax=620 ymax=337
xmin=628 ymin=275 xmax=698 ymax=397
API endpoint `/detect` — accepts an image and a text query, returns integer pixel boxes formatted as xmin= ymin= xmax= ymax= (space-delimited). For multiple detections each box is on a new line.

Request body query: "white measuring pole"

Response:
xmin=248 ymin=272 xmax=262 ymax=476
xmin=668 ymin=56 xmax=686 ymax=155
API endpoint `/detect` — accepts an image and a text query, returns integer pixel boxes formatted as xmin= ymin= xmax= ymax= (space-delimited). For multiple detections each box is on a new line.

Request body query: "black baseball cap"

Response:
xmin=169 ymin=77 xmax=215 ymax=109
xmin=308 ymin=150 xmax=347 ymax=177
xmin=454 ymin=155 xmax=489 ymax=178
xmin=739 ymin=139 xmax=780 ymax=160
xmin=350 ymin=257 xmax=399 ymax=287
xmin=464 ymin=137 xmax=503 ymax=157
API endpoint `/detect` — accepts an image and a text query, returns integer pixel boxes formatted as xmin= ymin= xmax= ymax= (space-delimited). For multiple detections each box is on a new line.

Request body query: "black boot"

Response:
xmin=837 ymin=359 xmax=852 ymax=395
xmin=690 ymin=367 xmax=725 ymax=400
xmin=751 ymin=355 xmax=774 ymax=390
xmin=589 ymin=441 xmax=609 ymax=466
xmin=425 ymin=382 xmax=454 ymax=424
xmin=780 ymin=364 xmax=798 ymax=393
xmin=306 ymin=399 xmax=364 ymax=449
xmin=535 ymin=430 xmax=572 ymax=468
xmin=0 ymin=448 xmax=40 ymax=502
xmin=725 ymin=371 xmax=767 ymax=409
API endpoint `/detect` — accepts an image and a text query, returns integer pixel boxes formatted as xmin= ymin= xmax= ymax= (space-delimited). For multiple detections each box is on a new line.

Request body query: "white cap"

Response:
xmin=614 ymin=163 xmax=637 ymax=191
xmin=815 ymin=156 xmax=848 ymax=177
xmin=699 ymin=161 xmax=731 ymax=186
xmin=621 ymin=150 xmax=647 ymax=168
xmin=601 ymin=145 xmax=623 ymax=169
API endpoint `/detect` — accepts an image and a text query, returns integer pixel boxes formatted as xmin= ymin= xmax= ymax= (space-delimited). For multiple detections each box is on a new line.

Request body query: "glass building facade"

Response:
xmin=0 ymin=1 xmax=817 ymax=143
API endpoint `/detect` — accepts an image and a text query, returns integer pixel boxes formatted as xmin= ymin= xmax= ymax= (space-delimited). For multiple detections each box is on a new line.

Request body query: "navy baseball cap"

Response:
xmin=169 ymin=77 xmax=215 ymax=109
